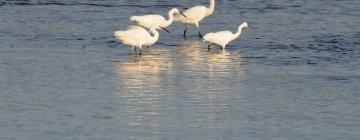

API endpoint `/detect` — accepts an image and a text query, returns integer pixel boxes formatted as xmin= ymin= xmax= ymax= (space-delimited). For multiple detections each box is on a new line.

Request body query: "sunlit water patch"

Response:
xmin=1 ymin=0 xmax=360 ymax=140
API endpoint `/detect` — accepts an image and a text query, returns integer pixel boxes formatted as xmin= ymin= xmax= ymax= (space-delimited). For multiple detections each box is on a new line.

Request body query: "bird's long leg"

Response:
xmin=183 ymin=25 xmax=189 ymax=39
xmin=198 ymin=30 xmax=203 ymax=38
xmin=196 ymin=22 xmax=203 ymax=38
xmin=134 ymin=47 xmax=138 ymax=53
xmin=139 ymin=46 xmax=142 ymax=56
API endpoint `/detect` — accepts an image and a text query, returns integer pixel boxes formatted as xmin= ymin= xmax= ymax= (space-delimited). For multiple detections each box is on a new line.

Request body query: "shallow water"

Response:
xmin=1 ymin=0 xmax=360 ymax=140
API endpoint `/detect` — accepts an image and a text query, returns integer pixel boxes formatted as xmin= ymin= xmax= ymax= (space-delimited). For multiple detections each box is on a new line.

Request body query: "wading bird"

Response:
xmin=114 ymin=26 xmax=159 ymax=55
xmin=130 ymin=8 xmax=186 ymax=33
xmin=174 ymin=0 xmax=215 ymax=38
xmin=203 ymin=22 xmax=250 ymax=50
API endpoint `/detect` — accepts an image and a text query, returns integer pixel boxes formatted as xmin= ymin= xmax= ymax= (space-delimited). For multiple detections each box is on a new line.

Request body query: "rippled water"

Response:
xmin=1 ymin=0 xmax=360 ymax=140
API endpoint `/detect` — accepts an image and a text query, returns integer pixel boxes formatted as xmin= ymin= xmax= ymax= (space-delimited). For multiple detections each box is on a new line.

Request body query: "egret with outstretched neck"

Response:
xmin=174 ymin=0 xmax=215 ymax=38
xmin=203 ymin=22 xmax=250 ymax=50
xmin=114 ymin=26 xmax=159 ymax=55
xmin=130 ymin=8 xmax=186 ymax=33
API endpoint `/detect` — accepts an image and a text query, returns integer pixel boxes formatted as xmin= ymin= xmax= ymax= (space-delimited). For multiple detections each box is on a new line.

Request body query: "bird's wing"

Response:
xmin=131 ymin=15 xmax=166 ymax=26
xmin=114 ymin=26 xmax=146 ymax=38
xmin=175 ymin=6 xmax=207 ymax=20
xmin=204 ymin=31 xmax=234 ymax=44
xmin=114 ymin=26 xmax=151 ymax=41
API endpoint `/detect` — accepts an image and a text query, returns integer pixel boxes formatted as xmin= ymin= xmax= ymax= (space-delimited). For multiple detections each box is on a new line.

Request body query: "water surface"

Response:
xmin=1 ymin=0 xmax=360 ymax=140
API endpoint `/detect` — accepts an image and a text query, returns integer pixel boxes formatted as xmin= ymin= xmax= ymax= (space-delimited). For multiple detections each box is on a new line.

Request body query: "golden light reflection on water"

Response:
xmin=114 ymin=41 xmax=247 ymax=139
xmin=176 ymin=40 xmax=246 ymax=79
xmin=114 ymin=49 xmax=173 ymax=135
xmin=114 ymin=49 xmax=173 ymax=90
xmin=115 ymin=41 xmax=246 ymax=90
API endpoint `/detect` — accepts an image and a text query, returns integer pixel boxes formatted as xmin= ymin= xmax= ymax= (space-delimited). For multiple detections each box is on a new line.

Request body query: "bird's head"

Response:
xmin=239 ymin=22 xmax=251 ymax=29
xmin=170 ymin=8 xmax=187 ymax=17
xmin=170 ymin=8 xmax=180 ymax=14
xmin=130 ymin=16 xmax=138 ymax=21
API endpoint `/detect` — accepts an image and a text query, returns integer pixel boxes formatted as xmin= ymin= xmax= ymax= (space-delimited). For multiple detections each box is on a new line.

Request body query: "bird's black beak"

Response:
xmin=180 ymin=12 xmax=187 ymax=18
xmin=160 ymin=27 xmax=170 ymax=33
xmin=248 ymin=25 xmax=252 ymax=29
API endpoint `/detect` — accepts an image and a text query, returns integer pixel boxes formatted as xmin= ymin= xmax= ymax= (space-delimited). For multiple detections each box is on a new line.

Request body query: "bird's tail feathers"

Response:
xmin=130 ymin=16 xmax=139 ymax=21
xmin=203 ymin=34 xmax=211 ymax=41
xmin=114 ymin=31 xmax=128 ymax=40
xmin=114 ymin=31 xmax=124 ymax=36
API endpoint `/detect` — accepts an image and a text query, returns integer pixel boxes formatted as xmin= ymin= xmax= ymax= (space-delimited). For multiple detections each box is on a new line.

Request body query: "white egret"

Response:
xmin=203 ymin=22 xmax=250 ymax=50
xmin=130 ymin=8 xmax=186 ymax=33
xmin=174 ymin=0 xmax=215 ymax=38
xmin=114 ymin=26 xmax=159 ymax=55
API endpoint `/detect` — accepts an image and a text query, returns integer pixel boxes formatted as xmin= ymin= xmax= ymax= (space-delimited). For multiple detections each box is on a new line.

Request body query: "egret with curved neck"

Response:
xmin=203 ymin=22 xmax=250 ymax=50
xmin=130 ymin=8 xmax=186 ymax=33
xmin=174 ymin=0 xmax=216 ymax=38
xmin=146 ymin=28 xmax=160 ymax=47
xmin=114 ymin=26 xmax=160 ymax=55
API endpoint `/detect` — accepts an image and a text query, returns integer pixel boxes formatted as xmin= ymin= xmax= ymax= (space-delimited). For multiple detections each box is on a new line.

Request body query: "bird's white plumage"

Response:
xmin=173 ymin=0 xmax=215 ymax=38
xmin=204 ymin=31 xmax=235 ymax=47
xmin=204 ymin=22 xmax=250 ymax=49
xmin=131 ymin=15 xmax=166 ymax=28
xmin=130 ymin=8 xmax=182 ymax=30
xmin=114 ymin=26 xmax=159 ymax=54
xmin=174 ymin=6 xmax=208 ymax=25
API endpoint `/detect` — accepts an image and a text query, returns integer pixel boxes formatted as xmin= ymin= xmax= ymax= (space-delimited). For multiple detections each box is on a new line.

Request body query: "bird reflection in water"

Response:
xmin=114 ymin=50 xmax=173 ymax=136
xmin=113 ymin=42 xmax=246 ymax=139
xmin=115 ymin=49 xmax=173 ymax=91
xmin=176 ymin=40 xmax=246 ymax=79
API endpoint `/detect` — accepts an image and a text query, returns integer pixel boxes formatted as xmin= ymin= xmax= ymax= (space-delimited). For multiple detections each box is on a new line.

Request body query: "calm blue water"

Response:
xmin=1 ymin=0 xmax=360 ymax=140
